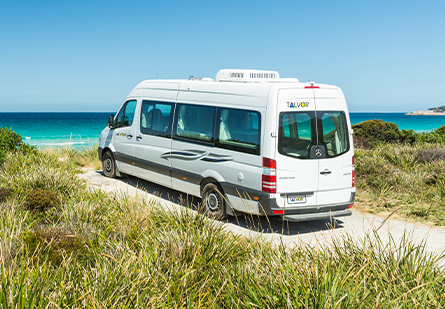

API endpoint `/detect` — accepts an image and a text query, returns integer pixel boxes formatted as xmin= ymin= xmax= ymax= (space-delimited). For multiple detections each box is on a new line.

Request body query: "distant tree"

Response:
xmin=428 ymin=105 xmax=445 ymax=112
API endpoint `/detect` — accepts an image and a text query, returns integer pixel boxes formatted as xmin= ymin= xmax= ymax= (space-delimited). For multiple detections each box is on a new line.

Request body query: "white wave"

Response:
xmin=38 ymin=141 xmax=87 ymax=146
xmin=25 ymin=136 xmax=31 ymax=140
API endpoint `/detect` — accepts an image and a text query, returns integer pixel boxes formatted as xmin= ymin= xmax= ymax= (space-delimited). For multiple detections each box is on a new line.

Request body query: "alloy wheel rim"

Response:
xmin=105 ymin=158 xmax=112 ymax=173
xmin=206 ymin=192 xmax=220 ymax=212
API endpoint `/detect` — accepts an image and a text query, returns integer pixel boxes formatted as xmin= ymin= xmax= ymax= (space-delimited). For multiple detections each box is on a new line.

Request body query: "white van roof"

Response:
xmin=127 ymin=70 xmax=342 ymax=107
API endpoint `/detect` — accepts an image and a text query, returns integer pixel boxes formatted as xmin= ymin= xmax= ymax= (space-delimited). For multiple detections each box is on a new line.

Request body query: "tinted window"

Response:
xmin=216 ymin=108 xmax=261 ymax=155
xmin=175 ymin=104 xmax=215 ymax=143
xmin=320 ymin=111 xmax=349 ymax=157
xmin=278 ymin=112 xmax=315 ymax=159
xmin=278 ymin=111 xmax=349 ymax=159
xmin=115 ymin=100 xmax=137 ymax=128
xmin=140 ymin=101 xmax=173 ymax=137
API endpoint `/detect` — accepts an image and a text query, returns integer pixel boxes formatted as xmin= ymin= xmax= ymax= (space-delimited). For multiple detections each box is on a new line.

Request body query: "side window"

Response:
xmin=175 ymin=104 xmax=215 ymax=143
xmin=216 ymin=108 xmax=261 ymax=155
xmin=115 ymin=107 xmax=125 ymax=128
xmin=115 ymin=100 xmax=137 ymax=128
xmin=140 ymin=101 xmax=173 ymax=137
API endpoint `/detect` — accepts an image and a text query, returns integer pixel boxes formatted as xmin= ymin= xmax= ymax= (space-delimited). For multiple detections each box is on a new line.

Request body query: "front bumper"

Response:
xmin=97 ymin=146 xmax=103 ymax=161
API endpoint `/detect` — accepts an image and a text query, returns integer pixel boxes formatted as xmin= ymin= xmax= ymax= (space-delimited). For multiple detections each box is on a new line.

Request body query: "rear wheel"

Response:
xmin=201 ymin=183 xmax=228 ymax=220
xmin=102 ymin=151 xmax=117 ymax=178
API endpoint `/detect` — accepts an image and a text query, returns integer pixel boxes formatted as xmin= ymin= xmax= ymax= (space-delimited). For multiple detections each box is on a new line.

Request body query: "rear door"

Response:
xmin=315 ymin=88 xmax=353 ymax=205
xmin=275 ymin=88 xmax=318 ymax=208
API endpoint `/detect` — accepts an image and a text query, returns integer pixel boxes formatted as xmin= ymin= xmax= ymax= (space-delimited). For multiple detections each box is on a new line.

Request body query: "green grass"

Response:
xmin=355 ymin=142 xmax=445 ymax=226
xmin=0 ymin=148 xmax=444 ymax=307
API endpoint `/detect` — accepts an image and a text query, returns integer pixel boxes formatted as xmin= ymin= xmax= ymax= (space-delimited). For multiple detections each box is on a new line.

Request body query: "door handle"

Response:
xmin=136 ymin=135 xmax=142 ymax=141
xmin=320 ymin=169 xmax=331 ymax=175
xmin=127 ymin=134 xmax=133 ymax=139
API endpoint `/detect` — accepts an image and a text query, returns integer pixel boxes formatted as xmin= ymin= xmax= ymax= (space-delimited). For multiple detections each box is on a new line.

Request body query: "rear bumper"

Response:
xmin=258 ymin=191 xmax=355 ymax=219
xmin=283 ymin=209 xmax=352 ymax=222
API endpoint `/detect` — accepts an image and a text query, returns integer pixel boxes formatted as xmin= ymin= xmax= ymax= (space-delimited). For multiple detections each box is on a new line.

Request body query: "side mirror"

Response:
xmin=108 ymin=114 xmax=116 ymax=128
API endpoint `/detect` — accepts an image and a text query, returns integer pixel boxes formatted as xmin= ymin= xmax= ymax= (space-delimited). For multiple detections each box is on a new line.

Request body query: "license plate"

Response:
xmin=287 ymin=195 xmax=306 ymax=204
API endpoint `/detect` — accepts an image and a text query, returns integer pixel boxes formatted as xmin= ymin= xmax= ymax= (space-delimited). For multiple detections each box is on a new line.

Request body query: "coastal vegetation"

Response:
xmin=0 ymin=125 xmax=444 ymax=307
xmin=353 ymin=121 xmax=445 ymax=225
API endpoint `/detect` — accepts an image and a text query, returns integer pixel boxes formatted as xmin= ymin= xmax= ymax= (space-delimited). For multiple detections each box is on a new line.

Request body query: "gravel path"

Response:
xmin=80 ymin=170 xmax=445 ymax=261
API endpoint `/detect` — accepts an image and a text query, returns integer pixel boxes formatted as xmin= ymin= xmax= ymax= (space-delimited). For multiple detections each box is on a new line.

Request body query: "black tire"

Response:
xmin=102 ymin=151 xmax=117 ymax=178
xmin=201 ymin=183 xmax=228 ymax=220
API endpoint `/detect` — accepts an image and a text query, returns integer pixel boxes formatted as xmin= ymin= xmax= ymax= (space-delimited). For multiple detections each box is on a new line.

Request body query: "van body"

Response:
xmin=98 ymin=69 xmax=355 ymax=222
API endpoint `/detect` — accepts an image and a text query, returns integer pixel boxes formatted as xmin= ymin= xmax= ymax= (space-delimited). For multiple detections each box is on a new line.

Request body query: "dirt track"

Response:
xmin=80 ymin=170 xmax=445 ymax=261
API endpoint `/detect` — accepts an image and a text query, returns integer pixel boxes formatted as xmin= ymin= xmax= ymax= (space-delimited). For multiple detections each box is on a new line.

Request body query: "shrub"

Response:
xmin=24 ymin=189 xmax=60 ymax=212
xmin=23 ymin=227 xmax=94 ymax=266
xmin=435 ymin=125 xmax=445 ymax=135
xmin=352 ymin=120 xmax=401 ymax=143
xmin=352 ymin=119 xmax=417 ymax=147
xmin=0 ymin=127 xmax=36 ymax=165
xmin=352 ymin=120 xmax=445 ymax=148
xmin=0 ymin=186 xmax=13 ymax=202
xmin=0 ymin=127 xmax=22 ymax=165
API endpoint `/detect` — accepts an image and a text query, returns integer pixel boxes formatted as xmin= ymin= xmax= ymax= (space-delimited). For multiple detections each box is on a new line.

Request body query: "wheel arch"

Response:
xmin=101 ymin=144 xmax=116 ymax=160
xmin=101 ymin=147 xmax=122 ymax=177
xmin=200 ymin=170 xmax=225 ymax=194
xmin=200 ymin=177 xmax=222 ymax=196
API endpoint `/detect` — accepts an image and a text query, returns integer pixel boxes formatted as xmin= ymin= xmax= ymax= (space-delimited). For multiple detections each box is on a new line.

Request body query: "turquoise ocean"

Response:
xmin=0 ymin=112 xmax=444 ymax=148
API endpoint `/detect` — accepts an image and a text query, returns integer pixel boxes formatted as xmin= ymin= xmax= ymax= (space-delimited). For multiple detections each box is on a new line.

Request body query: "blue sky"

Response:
xmin=0 ymin=0 xmax=444 ymax=112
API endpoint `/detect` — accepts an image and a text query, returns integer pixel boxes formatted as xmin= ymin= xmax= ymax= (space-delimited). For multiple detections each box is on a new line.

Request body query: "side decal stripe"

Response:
xmin=113 ymin=151 xmax=260 ymax=200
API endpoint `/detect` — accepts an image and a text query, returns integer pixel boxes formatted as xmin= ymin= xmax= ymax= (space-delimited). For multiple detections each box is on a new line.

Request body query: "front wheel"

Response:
xmin=201 ymin=183 xmax=228 ymax=220
xmin=102 ymin=151 xmax=117 ymax=178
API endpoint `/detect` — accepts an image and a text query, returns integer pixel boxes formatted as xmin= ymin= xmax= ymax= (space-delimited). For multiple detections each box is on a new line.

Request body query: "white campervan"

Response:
xmin=98 ymin=69 xmax=355 ymax=222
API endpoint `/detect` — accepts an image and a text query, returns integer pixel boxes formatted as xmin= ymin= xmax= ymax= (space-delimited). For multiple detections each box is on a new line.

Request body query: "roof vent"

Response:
xmin=216 ymin=69 xmax=280 ymax=82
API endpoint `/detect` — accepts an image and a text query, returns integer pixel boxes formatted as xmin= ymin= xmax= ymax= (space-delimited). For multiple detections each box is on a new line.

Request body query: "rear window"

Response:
xmin=278 ymin=111 xmax=349 ymax=159
xmin=320 ymin=111 xmax=349 ymax=157
xmin=279 ymin=112 xmax=315 ymax=159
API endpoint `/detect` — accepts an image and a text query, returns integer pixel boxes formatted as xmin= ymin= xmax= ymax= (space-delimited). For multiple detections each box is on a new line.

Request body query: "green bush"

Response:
xmin=352 ymin=120 xmax=445 ymax=147
xmin=0 ymin=127 xmax=22 ymax=165
xmin=25 ymin=188 xmax=60 ymax=212
xmin=23 ymin=227 xmax=94 ymax=266
xmin=352 ymin=119 xmax=417 ymax=147
xmin=0 ymin=127 xmax=36 ymax=165
xmin=435 ymin=125 xmax=445 ymax=135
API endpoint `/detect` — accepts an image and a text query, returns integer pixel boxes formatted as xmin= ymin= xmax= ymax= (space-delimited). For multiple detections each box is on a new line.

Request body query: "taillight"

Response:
xmin=262 ymin=157 xmax=276 ymax=193
xmin=304 ymin=86 xmax=320 ymax=89
xmin=352 ymin=156 xmax=355 ymax=188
